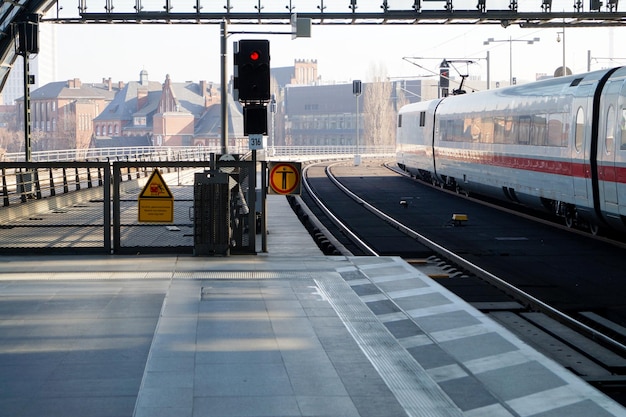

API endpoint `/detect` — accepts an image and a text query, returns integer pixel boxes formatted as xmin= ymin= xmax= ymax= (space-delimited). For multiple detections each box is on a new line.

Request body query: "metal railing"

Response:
xmin=0 ymin=145 xmax=395 ymax=253
xmin=0 ymin=146 xmax=395 ymax=207
xmin=2 ymin=145 xmax=395 ymax=163
xmin=2 ymin=146 xmax=226 ymax=162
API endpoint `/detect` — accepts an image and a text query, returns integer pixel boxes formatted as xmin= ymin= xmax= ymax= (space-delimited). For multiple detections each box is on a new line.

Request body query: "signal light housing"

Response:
xmin=236 ymin=39 xmax=270 ymax=102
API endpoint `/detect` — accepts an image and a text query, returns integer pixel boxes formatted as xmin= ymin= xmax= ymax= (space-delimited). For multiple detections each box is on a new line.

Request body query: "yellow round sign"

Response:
xmin=269 ymin=163 xmax=300 ymax=195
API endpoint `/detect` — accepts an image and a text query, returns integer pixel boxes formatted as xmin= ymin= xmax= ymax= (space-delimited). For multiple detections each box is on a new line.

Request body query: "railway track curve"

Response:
xmin=292 ymin=158 xmax=626 ymax=405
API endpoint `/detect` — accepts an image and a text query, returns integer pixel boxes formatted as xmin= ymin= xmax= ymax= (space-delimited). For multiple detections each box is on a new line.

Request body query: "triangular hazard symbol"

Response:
xmin=139 ymin=169 xmax=173 ymax=199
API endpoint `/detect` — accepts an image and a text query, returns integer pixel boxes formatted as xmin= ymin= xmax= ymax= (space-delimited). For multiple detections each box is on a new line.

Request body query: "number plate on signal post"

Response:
xmin=249 ymin=134 xmax=264 ymax=150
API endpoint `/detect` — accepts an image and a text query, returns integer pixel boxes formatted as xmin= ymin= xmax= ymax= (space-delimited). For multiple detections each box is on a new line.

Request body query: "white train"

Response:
xmin=396 ymin=67 xmax=626 ymax=234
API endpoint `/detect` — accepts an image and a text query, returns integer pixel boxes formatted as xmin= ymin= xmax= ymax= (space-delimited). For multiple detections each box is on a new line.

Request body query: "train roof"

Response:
xmin=435 ymin=67 xmax=623 ymax=115
xmin=399 ymin=98 xmax=443 ymax=114
xmin=400 ymin=67 xmax=624 ymax=116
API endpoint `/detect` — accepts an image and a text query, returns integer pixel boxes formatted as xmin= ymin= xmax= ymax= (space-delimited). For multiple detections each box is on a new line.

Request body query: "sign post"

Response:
xmin=353 ymin=80 xmax=362 ymax=166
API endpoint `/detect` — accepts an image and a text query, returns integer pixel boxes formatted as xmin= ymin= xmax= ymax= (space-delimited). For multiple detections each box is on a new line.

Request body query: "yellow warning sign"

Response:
xmin=268 ymin=162 xmax=301 ymax=195
xmin=139 ymin=169 xmax=173 ymax=199
xmin=138 ymin=169 xmax=174 ymax=222
xmin=138 ymin=199 xmax=174 ymax=223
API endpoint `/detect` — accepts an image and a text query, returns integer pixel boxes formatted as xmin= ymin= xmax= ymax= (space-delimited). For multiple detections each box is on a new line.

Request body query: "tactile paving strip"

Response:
xmin=315 ymin=275 xmax=465 ymax=417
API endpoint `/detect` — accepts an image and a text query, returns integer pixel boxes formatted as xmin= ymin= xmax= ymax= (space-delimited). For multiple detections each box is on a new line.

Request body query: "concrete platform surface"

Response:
xmin=0 ymin=195 xmax=624 ymax=417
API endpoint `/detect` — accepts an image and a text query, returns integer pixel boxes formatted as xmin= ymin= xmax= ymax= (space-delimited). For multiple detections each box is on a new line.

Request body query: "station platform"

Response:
xmin=0 ymin=195 xmax=624 ymax=417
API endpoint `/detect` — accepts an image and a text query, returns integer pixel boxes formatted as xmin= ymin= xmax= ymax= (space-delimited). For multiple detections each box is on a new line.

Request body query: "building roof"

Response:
xmin=94 ymin=72 xmax=213 ymax=124
xmin=271 ymin=66 xmax=294 ymax=88
xmin=94 ymin=80 xmax=162 ymax=122
xmin=27 ymin=80 xmax=118 ymax=101
xmin=194 ymin=97 xmax=243 ymax=138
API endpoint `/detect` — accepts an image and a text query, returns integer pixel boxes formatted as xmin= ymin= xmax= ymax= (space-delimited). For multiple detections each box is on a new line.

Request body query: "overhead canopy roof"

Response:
xmin=4 ymin=0 xmax=626 ymax=93
xmin=0 ymin=0 xmax=56 ymax=92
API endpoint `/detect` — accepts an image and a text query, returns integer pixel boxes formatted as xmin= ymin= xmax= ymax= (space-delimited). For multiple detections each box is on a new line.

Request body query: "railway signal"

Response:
xmin=235 ymin=39 xmax=270 ymax=102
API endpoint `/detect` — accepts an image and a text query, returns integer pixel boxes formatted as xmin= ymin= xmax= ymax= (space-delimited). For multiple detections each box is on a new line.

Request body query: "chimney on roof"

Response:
xmin=103 ymin=77 xmax=112 ymax=91
xmin=200 ymin=80 xmax=210 ymax=107
xmin=68 ymin=78 xmax=82 ymax=89
xmin=118 ymin=81 xmax=125 ymax=90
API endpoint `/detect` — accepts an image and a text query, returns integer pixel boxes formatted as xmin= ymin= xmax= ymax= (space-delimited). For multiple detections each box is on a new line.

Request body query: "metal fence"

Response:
xmin=111 ymin=160 xmax=257 ymax=255
xmin=0 ymin=161 xmax=111 ymax=253
xmin=0 ymin=158 xmax=259 ymax=254
xmin=0 ymin=145 xmax=394 ymax=254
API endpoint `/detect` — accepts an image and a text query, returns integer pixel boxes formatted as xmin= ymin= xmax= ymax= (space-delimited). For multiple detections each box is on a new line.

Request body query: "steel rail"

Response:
xmin=323 ymin=161 xmax=626 ymax=355
xmin=302 ymin=162 xmax=378 ymax=257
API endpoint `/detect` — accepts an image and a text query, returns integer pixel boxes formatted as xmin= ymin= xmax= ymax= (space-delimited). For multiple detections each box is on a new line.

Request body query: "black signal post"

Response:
xmin=233 ymin=39 xmax=272 ymax=249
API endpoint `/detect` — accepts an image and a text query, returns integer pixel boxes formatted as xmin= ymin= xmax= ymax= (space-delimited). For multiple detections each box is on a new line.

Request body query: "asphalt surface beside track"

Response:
xmin=321 ymin=162 xmax=626 ymax=327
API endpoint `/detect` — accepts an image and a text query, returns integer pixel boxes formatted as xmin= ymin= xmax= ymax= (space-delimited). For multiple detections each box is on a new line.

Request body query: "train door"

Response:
xmin=571 ymin=91 xmax=593 ymax=208
xmin=598 ymin=81 xmax=620 ymax=213
xmin=591 ymin=74 xmax=626 ymax=232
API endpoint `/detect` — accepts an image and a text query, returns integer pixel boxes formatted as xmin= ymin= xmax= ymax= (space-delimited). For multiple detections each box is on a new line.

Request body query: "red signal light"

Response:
xmin=250 ymin=51 xmax=260 ymax=61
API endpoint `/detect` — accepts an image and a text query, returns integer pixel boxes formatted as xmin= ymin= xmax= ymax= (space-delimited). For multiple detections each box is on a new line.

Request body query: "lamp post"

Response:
xmin=484 ymin=36 xmax=540 ymax=86
xmin=556 ymin=30 xmax=566 ymax=76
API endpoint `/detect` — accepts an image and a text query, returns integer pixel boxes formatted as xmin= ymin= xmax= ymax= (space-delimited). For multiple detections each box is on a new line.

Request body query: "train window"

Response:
xmin=517 ymin=116 xmax=531 ymax=145
xmin=531 ymin=115 xmax=548 ymax=146
xmin=547 ymin=113 xmax=566 ymax=147
xmin=574 ymin=107 xmax=584 ymax=152
xmin=419 ymin=111 xmax=426 ymax=127
xmin=605 ymin=105 xmax=615 ymax=155
xmin=398 ymin=114 xmax=402 ymax=128
xmin=621 ymin=108 xmax=626 ymax=150
xmin=570 ymin=78 xmax=583 ymax=87
xmin=494 ymin=116 xmax=515 ymax=144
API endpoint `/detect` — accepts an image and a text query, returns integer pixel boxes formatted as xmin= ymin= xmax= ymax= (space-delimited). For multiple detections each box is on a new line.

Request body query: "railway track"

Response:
xmin=294 ymin=158 xmax=626 ymax=405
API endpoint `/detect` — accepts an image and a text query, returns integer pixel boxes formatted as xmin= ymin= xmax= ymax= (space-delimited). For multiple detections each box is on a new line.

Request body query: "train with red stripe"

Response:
xmin=396 ymin=67 xmax=626 ymax=234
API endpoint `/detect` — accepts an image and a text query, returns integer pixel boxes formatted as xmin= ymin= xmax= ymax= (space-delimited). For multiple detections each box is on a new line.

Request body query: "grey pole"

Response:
xmin=220 ymin=20 xmax=228 ymax=154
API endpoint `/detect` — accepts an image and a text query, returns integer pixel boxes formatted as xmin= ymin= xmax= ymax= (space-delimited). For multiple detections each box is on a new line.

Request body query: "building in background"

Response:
xmin=16 ymin=77 xmax=118 ymax=150
xmin=94 ymin=70 xmax=245 ymax=150
xmin=272 ymin=59 xmax=318 ymax=88
xmin=278 ymin=78 xmax=427 ymax=148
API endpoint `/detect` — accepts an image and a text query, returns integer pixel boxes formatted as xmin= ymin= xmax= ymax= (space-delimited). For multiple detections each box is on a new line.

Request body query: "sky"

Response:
xmin=50 ymin=0 xmax=626 ymax=88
